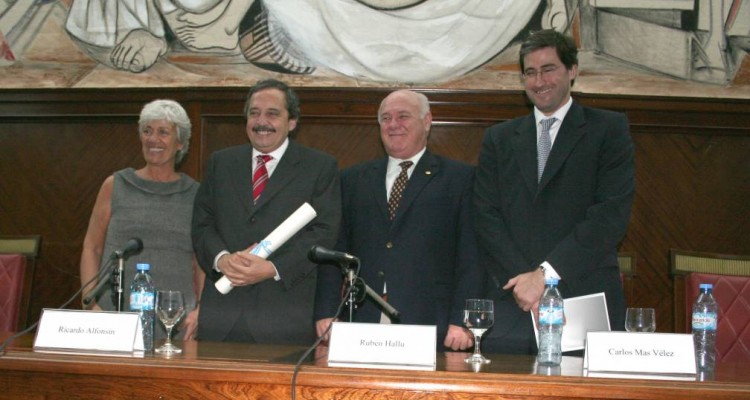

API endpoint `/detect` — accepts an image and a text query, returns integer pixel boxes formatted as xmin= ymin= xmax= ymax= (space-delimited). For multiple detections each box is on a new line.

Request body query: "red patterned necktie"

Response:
xmin=253 ymin=154 xmax=272 ymax=204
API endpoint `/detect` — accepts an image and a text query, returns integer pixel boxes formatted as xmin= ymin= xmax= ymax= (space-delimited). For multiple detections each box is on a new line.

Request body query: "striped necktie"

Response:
xmin=537 ymin=118 xmax=556 ymax=182
xmin=253 ymin=154 xmax=272 ymax=203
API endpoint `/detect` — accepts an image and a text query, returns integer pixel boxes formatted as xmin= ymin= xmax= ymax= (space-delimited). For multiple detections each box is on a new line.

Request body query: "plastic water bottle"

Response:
xmin=537 ymin=278 xmax=564 ymax=366
xmin=129 ymin=263 xmax=155 ymax=352
xmin=692 ymin=283 xmax=718 ymax=371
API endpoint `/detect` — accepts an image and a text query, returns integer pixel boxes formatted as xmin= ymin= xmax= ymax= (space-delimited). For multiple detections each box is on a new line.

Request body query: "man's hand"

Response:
xmin=218 ymin=245 xmax=277 ymax=286
xmin=315 ymin=317 xmax=337 ymax=342
xmin=503 ymin=268 xmax=545 ymax=313
xmin=182 ymin=305 xmax=199 ymax=341
xmin=443 ymin=324 xmax=474 ymax=351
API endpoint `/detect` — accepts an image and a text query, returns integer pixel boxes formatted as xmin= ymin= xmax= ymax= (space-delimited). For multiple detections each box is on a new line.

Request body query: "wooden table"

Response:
xmin=1 ymin=333 xmax=748 ymax=399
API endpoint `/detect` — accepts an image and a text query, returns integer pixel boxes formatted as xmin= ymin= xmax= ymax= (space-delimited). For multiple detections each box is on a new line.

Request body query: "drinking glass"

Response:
xmin=156 ymin=290 xmax=186 ymax=354
xmin=464 ymin=299 xmax=494 ymax=364
xmin=625 ymin=307 xmax=656 ymax=332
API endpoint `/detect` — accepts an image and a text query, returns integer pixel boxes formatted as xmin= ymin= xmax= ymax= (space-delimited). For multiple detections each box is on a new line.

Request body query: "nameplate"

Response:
xmin=584 ymin=331 xmax=696 ymax=375
xmin=33 ymin=309 xmax=145 ymax=356
xmin=327 ymin=322 xmax=436 ymax=371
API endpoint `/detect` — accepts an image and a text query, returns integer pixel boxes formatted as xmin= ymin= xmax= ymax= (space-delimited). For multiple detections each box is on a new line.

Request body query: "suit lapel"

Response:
xmin=391 ymin=151 xmax=438 ymax=225
xmin=512 ymin=115 xmax=539 ymax=196
xmin=367 ymin=158 xmax=390 ymax=221
xmin=539 ymin=102 xmax=586 ymax=190
xmin=230 ymin=144 xmax=255 ymax=216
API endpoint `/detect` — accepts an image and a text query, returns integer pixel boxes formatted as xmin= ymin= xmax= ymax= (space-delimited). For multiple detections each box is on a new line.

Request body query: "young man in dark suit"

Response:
xmin=314 ymin=89 xmax=482 ymax=351
xmin=474 ymin=30 xmax=635 ymax=354
xmin=192 ymin=79 xmax=341 ymax=345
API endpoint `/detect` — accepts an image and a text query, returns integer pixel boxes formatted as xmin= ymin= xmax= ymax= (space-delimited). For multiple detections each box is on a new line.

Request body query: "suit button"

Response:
xmin=250 ymin=217 xmax=256 ymax=223
xmin=385 ymin=242 xmax=393 ymax=249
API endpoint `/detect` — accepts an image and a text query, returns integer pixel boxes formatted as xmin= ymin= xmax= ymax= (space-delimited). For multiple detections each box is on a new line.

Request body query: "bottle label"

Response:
xmin=692 ymin=312 xmax=717 ymax=330
xmin=539 ymin=306 xmax=564 ymax=325
xmin=129 ymin=291 xmax=155 ymax=311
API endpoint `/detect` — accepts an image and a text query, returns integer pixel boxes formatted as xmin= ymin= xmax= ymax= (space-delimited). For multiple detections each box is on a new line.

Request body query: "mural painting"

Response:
xmin=0 ymin=0 xmax=748 ymax=98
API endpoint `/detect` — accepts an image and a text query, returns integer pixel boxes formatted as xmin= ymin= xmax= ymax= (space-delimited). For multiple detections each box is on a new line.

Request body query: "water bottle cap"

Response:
xmin=136 ymin=263 xmax=150 ymax=271
xmin=545 ymin=278 xmax=559 ymax=286
xmin=699 ymin=283 xmax=713 ymax=290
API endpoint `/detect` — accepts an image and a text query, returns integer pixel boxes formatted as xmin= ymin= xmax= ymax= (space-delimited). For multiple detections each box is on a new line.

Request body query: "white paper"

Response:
xmin=33 ymin=309 xmax=143 ymax=356
xmin=215 ymin=202 xmax=317 ymax=294
xmin=533 ymin=292 xmax=610 ymax=352
xmin=585 ymin=371 xmax=698 ymax=381
xmin=584 ymin=331 xmax=697 ymax=375
xmin=327 ymin=322 xmax=436 ymax=371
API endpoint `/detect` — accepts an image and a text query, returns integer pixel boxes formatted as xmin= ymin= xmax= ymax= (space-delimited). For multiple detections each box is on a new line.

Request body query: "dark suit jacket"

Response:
xmin=315 ymin=151 xmax=482 ymax=347
xmin=474 ymin=101 xmax=634 ymax=354
xmin=193 ymin=140 xmax=341 ymax=345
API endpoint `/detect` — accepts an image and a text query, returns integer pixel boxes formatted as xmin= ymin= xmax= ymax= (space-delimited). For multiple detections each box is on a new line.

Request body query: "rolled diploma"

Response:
xmin=214 ymin=202 xmax=317 ymax=294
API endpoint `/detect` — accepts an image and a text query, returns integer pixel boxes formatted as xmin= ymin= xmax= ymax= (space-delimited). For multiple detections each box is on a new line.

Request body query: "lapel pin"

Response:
xmin=425 ymin=170 xmax=432 ymax=175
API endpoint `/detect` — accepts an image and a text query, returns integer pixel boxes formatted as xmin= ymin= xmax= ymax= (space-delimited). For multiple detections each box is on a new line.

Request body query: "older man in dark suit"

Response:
xmin=314 ymin=89 xmax=481 ymax=351
xmin=192 ymin=79 xmax=340 ymax=345
xmin=474 ymin=30 xmax=635 ymax=354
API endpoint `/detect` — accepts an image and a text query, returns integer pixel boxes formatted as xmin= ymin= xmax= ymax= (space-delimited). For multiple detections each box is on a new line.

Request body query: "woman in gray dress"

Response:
xmin=80 ymin=99 xmax=203 ymax=340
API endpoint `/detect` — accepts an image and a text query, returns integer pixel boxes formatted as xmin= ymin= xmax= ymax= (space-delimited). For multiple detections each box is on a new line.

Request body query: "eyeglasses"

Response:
xmin=522 ymin=65 xmax=560 ymax=80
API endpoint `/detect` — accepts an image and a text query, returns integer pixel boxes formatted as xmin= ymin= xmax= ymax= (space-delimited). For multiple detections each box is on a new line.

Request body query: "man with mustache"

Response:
xmin=192 ymin=79 xmax=341 ymax=344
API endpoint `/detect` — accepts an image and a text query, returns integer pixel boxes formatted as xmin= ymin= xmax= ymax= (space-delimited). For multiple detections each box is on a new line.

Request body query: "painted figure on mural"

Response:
xmin=64 ymin=0 xmax=255 ymax=73
xmin=62 ymin=0 xmax=550 ymax=80
xmin=57 ymin=0 xmax=749 ymax=84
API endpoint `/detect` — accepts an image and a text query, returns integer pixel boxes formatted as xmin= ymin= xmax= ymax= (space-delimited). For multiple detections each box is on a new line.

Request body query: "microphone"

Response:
xmin=311 ymin=246 xmax=401 ymax=323
xmin=110 ymin=237 xmax=143 ymax=260
xmin=308 ymin=245 xmax=358 ymax=265
xmin=83 ymin=237 xmax=142 ymax=306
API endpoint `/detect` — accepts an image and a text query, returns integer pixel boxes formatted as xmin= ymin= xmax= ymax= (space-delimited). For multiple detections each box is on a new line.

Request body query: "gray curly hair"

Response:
xmin=138 ymin=99 xmax=192 ymax=163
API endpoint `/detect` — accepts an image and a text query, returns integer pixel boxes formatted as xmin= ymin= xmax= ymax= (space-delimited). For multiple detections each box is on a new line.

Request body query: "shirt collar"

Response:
xmin=534 ymin=97 xmax=573 ymax=126
xmin=252 ymin=138 xmax=290 ymax=161
xmin=387 ymin=147 xmax=426 ymax=172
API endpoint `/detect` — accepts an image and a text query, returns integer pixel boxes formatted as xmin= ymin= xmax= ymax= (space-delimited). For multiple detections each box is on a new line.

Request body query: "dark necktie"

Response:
xmin=538 ymin=117 xmax=556 ymax=182
xmin=387 ymin=161 xmax=413 ymax=220
xmin=252 ymin=154 xmax=272 ymax=203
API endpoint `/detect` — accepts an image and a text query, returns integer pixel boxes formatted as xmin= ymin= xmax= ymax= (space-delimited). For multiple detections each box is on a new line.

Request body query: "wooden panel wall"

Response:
xmin=0 ymin=88 xmax=748 ymax=334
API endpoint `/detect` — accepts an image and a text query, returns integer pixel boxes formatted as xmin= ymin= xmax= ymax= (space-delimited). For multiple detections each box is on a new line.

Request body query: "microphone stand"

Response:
xmin=340 ymin=262 xmax=400 ymax=323
xmin=114 ymin=256 xmax=125 ymax=312
xmin=82 ymin=240 xmax=142 ymax=310
xmin=345 ymin=266 xmax=356 ymax=322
